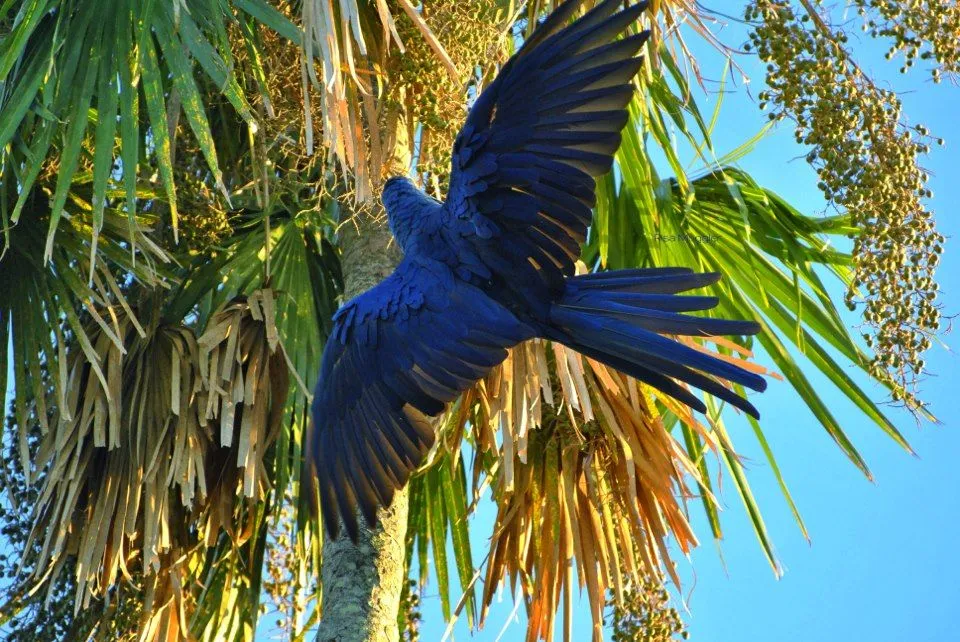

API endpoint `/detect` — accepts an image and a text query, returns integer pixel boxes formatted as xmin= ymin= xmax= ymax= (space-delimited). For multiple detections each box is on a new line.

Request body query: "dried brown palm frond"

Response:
xmin=432 ymin=328 xmax=772 ymax=642
xmin=23 ymin=306 xmax=206 ymax=614
xmin=194 ymin=290 xmax=291 ymax=544
xmin=300 ymin=0 xmax=403 ymax=198
xmin=467 ymin=342 xmax=699 ymax=642
xmin=300 ymin=0 xmax=510 ymax=200
xmin=15 ymin=290 xmax=291 ymax=641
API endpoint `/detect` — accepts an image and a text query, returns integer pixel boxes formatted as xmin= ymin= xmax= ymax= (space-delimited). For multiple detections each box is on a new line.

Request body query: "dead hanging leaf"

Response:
xmin=23 ymin=305 xmax=207 ymax=621
xmin=300 ymin=0 xmax=459 ymax=199
xmin=16 ymin=290 xmax=292 ymax=641
xmin=195 ymin=290 xmax=290 ymax=543
xmin=439 ymin=319 xmax=764 ymax=642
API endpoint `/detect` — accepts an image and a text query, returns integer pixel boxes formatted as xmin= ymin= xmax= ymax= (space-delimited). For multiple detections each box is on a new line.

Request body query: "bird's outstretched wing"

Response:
xmin=445 ymin=0 xmax=650 ymax=302
xmin=439 ymin=0 xmax=766 ymax=419
xmin=308 ymin=258 xmax=531 ymax=541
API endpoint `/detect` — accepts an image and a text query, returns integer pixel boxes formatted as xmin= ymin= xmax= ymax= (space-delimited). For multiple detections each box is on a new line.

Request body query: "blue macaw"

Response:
xmin=309 ymin=0 xmax=766 ymax=541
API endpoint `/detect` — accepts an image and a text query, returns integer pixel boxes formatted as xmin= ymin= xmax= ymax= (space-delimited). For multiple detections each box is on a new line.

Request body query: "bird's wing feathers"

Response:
xmin=445 ymin=0 xmax=650 ymax=299
xmin=309 ymin=258 xmax=531 ymax=541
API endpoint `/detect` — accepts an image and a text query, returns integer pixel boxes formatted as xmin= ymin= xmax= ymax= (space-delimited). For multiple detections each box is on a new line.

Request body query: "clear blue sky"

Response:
xmin=4 ymin=7 xmax=957 ymax=642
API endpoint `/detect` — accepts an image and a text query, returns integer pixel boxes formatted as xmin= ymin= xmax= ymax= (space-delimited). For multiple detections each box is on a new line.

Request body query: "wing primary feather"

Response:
xmin=365 ymin=383 xmax=430 ymax=465
xmin=317 ymin=439 xmax=342 ymax=541
xmin=550 ymin=1 xmax=651 ymax=64
xmin=521 ymin=0 xmax=636 ymax=72
xmin=514 ymin=0 xmax=592 ymax=59
xmin=540 ymin=57 xmax=646 ymax=99
xmin=342 ymin=434 xmax=382 ymax=529
xmin=553 ymin=31 xmax=651 ymax=77
xmin=402 ymin=404 xmax=438 ymax=447
xmin=354 ymin=390 xmax=408 ymax=484
xmin=330 ymin=448 xmax=361 ymax=542
xmin=348 ymin=397 xmax=397 ymax=505
xmin=539 ymin=84 xmax=634 ymax=116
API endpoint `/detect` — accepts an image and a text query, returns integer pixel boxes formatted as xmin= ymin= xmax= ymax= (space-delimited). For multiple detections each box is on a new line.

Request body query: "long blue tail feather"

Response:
xmin=544 ymin=269 xmax=765 ymax=418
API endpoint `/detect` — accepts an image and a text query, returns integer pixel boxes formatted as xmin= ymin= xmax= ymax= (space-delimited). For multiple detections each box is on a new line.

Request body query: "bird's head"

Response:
xmin=381 ymin=175 xmax=415 ymax=213
xmin=380 ymin=175 xmax=436 ymax=252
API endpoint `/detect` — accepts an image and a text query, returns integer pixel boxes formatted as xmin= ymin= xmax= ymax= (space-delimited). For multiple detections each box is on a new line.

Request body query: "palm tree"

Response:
xmin=0 ymin=1 xmax=941 ymax=641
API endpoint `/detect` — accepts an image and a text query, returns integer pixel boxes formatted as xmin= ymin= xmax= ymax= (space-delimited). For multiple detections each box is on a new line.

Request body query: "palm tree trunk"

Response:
xmin=315 ymin=208 xmax=407 ymax=642
xmin=317 ymin=510 xmax=410 ymax=641
xmin=316 ymin=120 xmax=410 ymax=642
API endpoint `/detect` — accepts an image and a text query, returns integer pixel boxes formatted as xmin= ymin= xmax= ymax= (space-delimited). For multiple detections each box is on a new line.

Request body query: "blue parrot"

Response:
xmin=309 ymin=0 xmax=766 ymax=541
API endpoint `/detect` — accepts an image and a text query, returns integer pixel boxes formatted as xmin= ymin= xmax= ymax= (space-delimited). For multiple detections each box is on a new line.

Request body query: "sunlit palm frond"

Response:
xmin=586 ymin=82 xmax=920 ymax=557
xmin=6 ymin=288 xmax=292 ymax=640
xmin=408 ymin=326 xmax=774 ymax=642
xmin=0 ymin=0 xmax=298 ymax=255
xmin=195 ymin=290 xmax=290 ymax=540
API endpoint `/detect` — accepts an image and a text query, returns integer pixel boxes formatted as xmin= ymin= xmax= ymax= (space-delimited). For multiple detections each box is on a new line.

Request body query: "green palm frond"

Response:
xmin=407 ymin=446 xmax=476 ymax=628
xmin=0 ymin=201 xmax=169 ymax=477
xmin=583 ymin=78 xmax=919 ymax=564
xmin=0 ymin=0 xmax=298 ymax=256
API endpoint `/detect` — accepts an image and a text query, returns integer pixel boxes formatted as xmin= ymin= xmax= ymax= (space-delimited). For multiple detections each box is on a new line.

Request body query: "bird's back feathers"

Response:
xmin=309 ymin=258 xmax=533 ymax=541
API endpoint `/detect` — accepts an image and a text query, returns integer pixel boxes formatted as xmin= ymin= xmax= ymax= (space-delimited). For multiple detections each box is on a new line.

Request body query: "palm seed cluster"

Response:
xmin=745 ymin=0 xmax=944 ymax=411
xmin=387 ymin=0 xmax=503 ymax=194
xmin=174 ymin=6 xmax=325 ymax=255
xmin=609 ymin=575 xmax=688 ymax=642
xmin=399 ymin=578 xmax=423 ymax=642
xmin=262 ymin=500 xmax=311 ymax=637
xmin=851 ymin=0 xmax=960 ymax=81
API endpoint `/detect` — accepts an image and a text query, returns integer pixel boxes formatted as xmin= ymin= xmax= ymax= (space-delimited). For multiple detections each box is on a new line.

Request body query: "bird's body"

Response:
xmin=309 ymin=0 xmax=767 ymax=541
